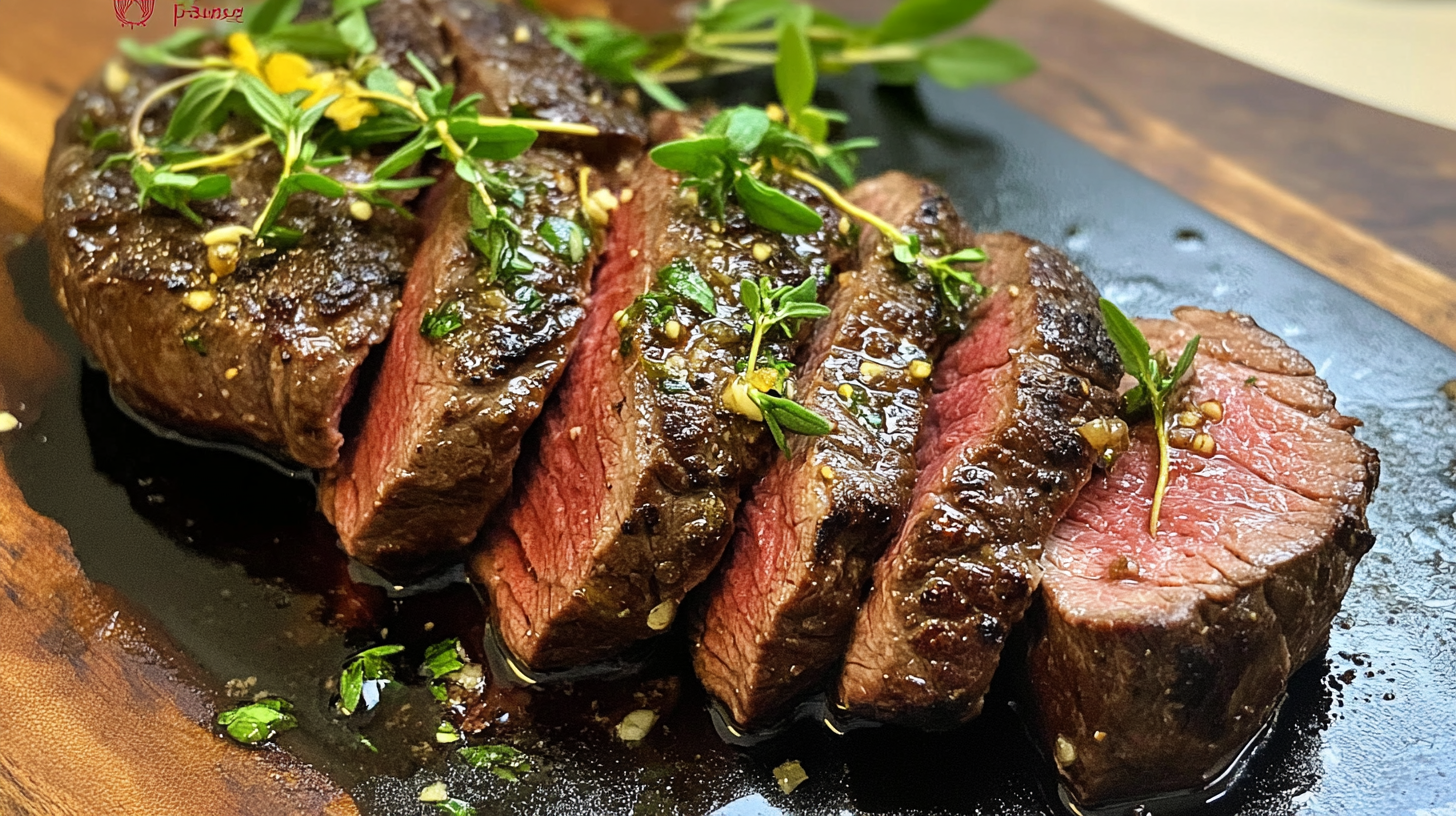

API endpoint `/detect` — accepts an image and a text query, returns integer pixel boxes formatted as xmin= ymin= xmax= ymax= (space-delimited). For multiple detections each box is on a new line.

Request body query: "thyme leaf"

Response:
xmin=1098 ymin=298 xmax=1201 ymax=536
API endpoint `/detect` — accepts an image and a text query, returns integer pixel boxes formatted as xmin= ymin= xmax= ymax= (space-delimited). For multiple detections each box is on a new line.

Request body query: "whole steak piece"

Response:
xmin=1027 ymin=308 xmax=1379 ymax=805
xmin=691 ymin=172 xmax=961 ymax=728
xmin=43 ymin=3 xmax=446 ymax=469
xmin=471 ymin=113 xmax=841 ymax=670
xmin=321 ymin=1 xmax=645 ymax=575
xmin=838 ymin=233 xmax=1122 ymax=727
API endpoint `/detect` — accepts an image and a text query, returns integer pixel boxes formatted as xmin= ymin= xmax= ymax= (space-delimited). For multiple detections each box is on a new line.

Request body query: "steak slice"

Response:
xmin=320 ymin=4 xmax=645 ymax=574
xmin=690 ymin=172 xmax=963 ymax=728
xmin=322 ymin=155 xmax=604 ymax=575
xmin=43 ymin=4 xmax=447 ymax=469
xmin=1026 ymin=307 xmax=1379 ymax=805
xmin=471 ymin=113 xmax=841 ymax=670
xmin=837 ymin=233 xmax=1123 ymax=727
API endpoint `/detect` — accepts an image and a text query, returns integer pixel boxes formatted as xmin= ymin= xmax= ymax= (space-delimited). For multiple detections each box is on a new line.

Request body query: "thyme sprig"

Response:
xmin=724 ymin=276 xmax=835 ymax=454
xmin=1098 ymin=299 xmax=1201 ymax=536
xmin=543 ymin=0 xmax=1036 ymax=112
xmin=109 ymin=0 xmax=600 ymax=293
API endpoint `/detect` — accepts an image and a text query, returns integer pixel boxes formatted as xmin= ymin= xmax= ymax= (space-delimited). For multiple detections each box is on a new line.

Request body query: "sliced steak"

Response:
xmin=320 ymin=5 xmax=645 ymax=574
xmin=322 ymin=156 xmax=603 ymax=575
xmin=690 ymin=172 xmax=963 ymax=728
xmin=471 ymin=113 xmax=842 ymax=670
xmin=1026 ymin=307 xmax=1378 ymax=805
xmin=837 ymin=233 xmax=1123 ymax=727
xmin=44 ymin=5 xmax=447 ymax=469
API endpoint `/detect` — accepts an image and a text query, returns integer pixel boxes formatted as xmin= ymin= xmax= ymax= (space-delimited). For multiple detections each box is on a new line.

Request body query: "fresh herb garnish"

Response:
xmin=435 ymin=799 xmax=476 ymax=816
xmin=420 ymin=638 xmax=466 ymax=701
xmin=459 ymin=744 xmax=533 ymax=782
xmin=621 ymin=258 xmax=718 ymax=333
xmin=436 ymin=721 xmax=462 ymax=744
xmin=421 ymin=303 xmax=465 ymax=339
xmin=217 ymin=697 xmax=298 ymax=745
xmin=537 ymin=216 xmax=589 ymax=265
xmin=723 ymin=276 xmax=835 ymax=454
xmin=1097 ymin=298 xmax=1200 ymax=536
xmin=182 ymin=329 xmax=208 ymax=356
xmin=338 ymin=643 xmax=404 ymax=715
xmin=110 ymin=0 xmax=600 ymax=311
xmin=358 ymin=734 xmax=378 ymax=753
xmin=545 ymin=0 xmax=1035 ymax=112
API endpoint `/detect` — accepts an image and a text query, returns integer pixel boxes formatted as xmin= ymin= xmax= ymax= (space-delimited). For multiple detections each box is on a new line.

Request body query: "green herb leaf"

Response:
xmin=235 ymin=73 xmax=292 ymax=134
xmin=338 ymin=644 xmax=404 ymax=715
xmin=775 ymin=21 xmax=816 ymax=116
xmin=921 ymin=36 xmax=1038 ymax=89
xmin=1098 ymin=299 xmax=1151 ymax=382
xmin=164 ymin=71 xmax=239 ymax=144
xmin=182 ymin=330 xmax=208 ymax=356
xmin=246 ymin=0 xmax=305 ymax=35
xmin=448 ymin=121 xmax=538 ymax=161
xmin=648 ymin=137 xmax=729 ymax=175
xmin=658 ymin=258 xmax=717 ymax=316
xmin=358 ymin=735 xmax=378 ymax=752
xmin=631 ymin=69 xmax=687 ymax=112
xmin=217 ymin=698 xmax=298 ymax=745
xmin=756 ymin=391 xmax=834 ymax=436
xmin=708 ymin=106 xmax=768 ymax=155
xmin=875 ymin=0 xmax=993 ymax=44
xmin=118 ymin=29 xmax=210 ymax=65
xmin=435 ymin=799 xmax=476 ymax=816
xmin=421 ymin=303 xmax=464 ymax=339
xmin=421 ymin=639 xmax=467 ymax=679
xmin=257 ymin=20 xmax=354 ymax=60
xmin=337 ymin=9 xmax=378 ymax=54
xmin=288 ymin=172 xmax=347 ymax=198
xmin=537 ymin=217 xmax=589 ymax=265
xmin=696 ymin=0 xmax=796 ymax=32
xmin=734 ymin=172 xmax=824 ymax=235
xmin=459 ymin=744 xmax=533 ymax=782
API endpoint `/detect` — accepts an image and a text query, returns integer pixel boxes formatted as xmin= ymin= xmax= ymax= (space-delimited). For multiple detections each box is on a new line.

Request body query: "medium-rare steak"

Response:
xmin=837 ymin=233 xmax=1123 ymax=727
xmin=320 ymin=2 xmax=645 ymax=574
xmin=322 ymin=159 xmax=604 ymax=575
xmin=471 ymin=113 xmax=842 ymax=670
xmin=1026 ymin=307 xmax=1378 ymax=805
xmin=44 ymin=3 xmax=447 ymax=469
xmin=691 ymin=172 xmax=963 ymax=728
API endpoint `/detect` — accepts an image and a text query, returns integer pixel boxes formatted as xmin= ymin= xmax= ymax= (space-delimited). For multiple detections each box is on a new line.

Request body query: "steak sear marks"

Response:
xmin=690 ymin=172 xmax=961 ymax=728
xmin=837 ymin=232 xmax=1122 ymax=727
xmin=471 ymin=112 xmax=842 ymax=670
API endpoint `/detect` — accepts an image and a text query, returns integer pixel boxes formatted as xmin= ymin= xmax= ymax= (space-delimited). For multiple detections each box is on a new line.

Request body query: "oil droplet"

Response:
xmin=1174 ymin=228 xmax=1206 ymax=252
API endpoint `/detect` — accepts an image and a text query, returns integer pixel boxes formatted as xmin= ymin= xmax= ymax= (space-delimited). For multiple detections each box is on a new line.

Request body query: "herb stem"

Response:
xmin=745 ymin=318 xmax=766 ymax=378
xmin=1150 ymin=409 xmax=1171 ymax=536
xmin=829 ymin=44 xmax=923 ymax=66
xmin=686 ymin=44 xmax=780 ymax=66
xmin=477 ymin=115 xmax=599 ymax=137
xmin=655 ymin=62 xmax=761 ymax=84
xmin=128 ymin=70 xmax=212 ymax=168
xmin=786 ymin=167 xmax=909 ymax=247
xmin=170 ymin=133 xmax=272 ymax=172
xmin=698 ymin=26 xmax=851 ymax=46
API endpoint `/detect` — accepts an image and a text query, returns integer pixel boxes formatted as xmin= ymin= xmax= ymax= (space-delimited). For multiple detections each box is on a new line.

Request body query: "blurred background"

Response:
xmin=1100 ymin=0 xmax=1456 ymax=131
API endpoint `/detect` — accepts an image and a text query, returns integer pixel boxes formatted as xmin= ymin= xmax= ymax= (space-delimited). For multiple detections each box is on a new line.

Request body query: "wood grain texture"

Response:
xmin=0 ymin=452 xmax=358 ymax=816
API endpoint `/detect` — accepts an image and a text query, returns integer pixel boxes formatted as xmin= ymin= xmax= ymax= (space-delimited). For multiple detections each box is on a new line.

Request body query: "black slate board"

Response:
xmin=5 ymin=74 xmax=1456 ymax=816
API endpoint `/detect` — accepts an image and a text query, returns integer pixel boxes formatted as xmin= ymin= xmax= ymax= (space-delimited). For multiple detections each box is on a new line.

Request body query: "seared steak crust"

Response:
xmin=1027 ymin=308 xmax=1378 ymax=805
xmin=427 ymin=0 xmax=648 ymax=159
xmin=472 ymin=113 xmax=842 ymax=670
xmin=838 ymin=233 xmax=1122 ymax=727
xmin=43 ymin=5 xmax=447 ymax=469
xmin=323 ymin=153 xmax=601 ymax=575
xmin=691 ymin=172 xmax=959 ymax=727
